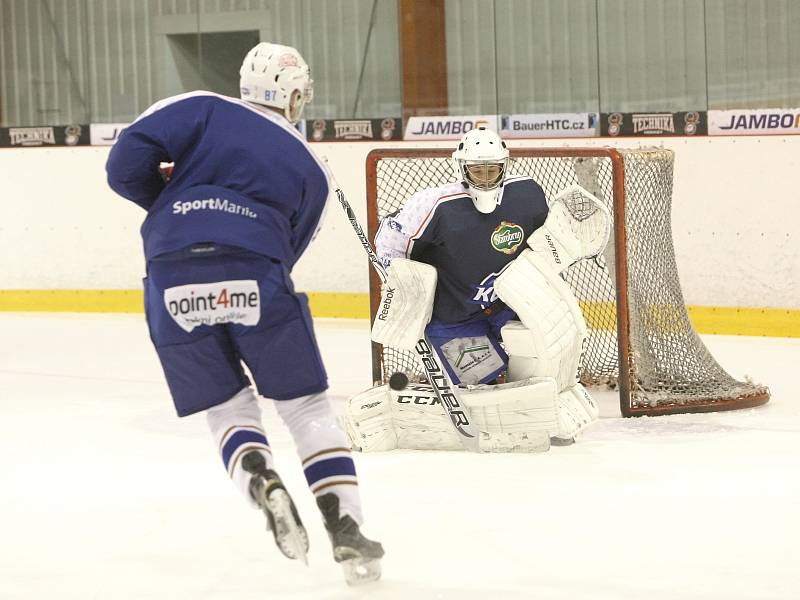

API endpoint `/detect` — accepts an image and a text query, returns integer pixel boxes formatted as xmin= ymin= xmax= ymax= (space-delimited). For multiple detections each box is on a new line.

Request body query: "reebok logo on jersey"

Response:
xmin=490 ymin=222 xmax=524 ymax=254
xmin=164 ymin=280 xmax=260 ymax=332
xmin=172 ymin=197 xmax=258 ymax=219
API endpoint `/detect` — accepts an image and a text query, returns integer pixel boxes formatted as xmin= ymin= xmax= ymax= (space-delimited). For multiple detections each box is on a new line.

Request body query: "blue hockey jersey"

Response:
xmin=106 ymin=91 xmax=330 ymax=266
xmin=375 ymin=176 xmax=549 ymax=324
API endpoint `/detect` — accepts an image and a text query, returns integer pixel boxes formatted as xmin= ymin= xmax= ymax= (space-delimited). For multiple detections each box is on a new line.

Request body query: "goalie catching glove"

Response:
xmin=371 ymin=258 xmax=437 ymax=350
xmin=526 ymin=184 xmax=611 ymax=274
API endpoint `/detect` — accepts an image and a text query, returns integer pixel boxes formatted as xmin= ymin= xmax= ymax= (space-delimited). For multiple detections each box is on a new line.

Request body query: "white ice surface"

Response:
xmin=1 ymin=313 xmax=798 ymax=600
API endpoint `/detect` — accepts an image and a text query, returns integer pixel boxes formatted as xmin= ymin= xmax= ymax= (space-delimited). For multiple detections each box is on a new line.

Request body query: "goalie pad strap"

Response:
xmin=370 ymin=258 xmax=437 ymax=351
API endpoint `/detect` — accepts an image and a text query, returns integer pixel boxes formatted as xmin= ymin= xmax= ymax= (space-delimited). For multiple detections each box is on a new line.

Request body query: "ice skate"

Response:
xmin=242 ymin=452 xmax=309 ymax=564
xmin=316 ymin=493 xmax=384 ymax=586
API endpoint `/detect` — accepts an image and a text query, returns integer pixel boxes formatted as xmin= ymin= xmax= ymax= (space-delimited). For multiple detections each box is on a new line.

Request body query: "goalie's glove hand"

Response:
xmin=527 ymin=184 xmax=611 ymax=273
xmin=371 ymin=258 xmax=437 ymax=351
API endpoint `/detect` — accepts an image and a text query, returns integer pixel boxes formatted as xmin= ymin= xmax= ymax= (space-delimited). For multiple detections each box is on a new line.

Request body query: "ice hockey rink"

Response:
xmin=1 ymin=312 xmax=798 ymax=600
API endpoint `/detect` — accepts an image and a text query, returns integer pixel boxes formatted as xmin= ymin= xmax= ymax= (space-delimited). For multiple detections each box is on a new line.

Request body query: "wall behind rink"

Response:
xmin=0 ymin=136 xmax=798 ymax=333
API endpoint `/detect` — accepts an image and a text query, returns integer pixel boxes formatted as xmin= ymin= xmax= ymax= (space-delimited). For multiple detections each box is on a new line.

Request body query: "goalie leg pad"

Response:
xmin=345 ymin=379 xmax=559 ymax=453
xmin=495 ymin=254 xmax=587 ymax=392
xmin=554 ymin=383 xmax=599 ymax=442
xmin=500 ymin=319 xmax=539 ymax=382
xmin=345 ymin=385 xmax=398 ymax=452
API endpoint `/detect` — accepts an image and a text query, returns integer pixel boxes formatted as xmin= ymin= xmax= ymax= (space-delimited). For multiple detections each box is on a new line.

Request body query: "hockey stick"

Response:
xmin=335 ymin=188 xmax=480 ymax=452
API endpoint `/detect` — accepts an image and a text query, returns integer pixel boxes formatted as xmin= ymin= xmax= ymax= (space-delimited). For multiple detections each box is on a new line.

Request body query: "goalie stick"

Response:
xmin=335 ymin=187 xmax=480 ymax=452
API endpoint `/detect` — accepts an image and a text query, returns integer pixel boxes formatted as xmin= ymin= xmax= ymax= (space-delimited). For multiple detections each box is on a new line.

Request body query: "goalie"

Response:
xmin=347 ymin=127 xmax=611 ymax=452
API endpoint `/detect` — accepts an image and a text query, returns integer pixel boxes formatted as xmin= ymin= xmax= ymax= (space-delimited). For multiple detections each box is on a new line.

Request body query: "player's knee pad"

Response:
xmin=495 ymin=250 xmax=587 ymax=391
xmin=206 ymin=386 xmax=262 ymax=434
xmin=274 ymin=391 xmax=348 ymax=451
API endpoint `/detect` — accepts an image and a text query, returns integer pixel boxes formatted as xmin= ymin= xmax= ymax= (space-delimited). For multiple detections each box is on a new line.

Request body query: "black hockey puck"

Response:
xmin=389 ymin=372 xmax=409 ymax=391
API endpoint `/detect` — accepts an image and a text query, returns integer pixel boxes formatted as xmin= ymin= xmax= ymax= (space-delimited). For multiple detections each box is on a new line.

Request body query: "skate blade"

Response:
xmin=266 ymin=489 xmax=309 ymax=565
xmin=336 ymin=553 xmax=382 ymax=586
xmin=479 ymin=430 xmax=550 ymax=453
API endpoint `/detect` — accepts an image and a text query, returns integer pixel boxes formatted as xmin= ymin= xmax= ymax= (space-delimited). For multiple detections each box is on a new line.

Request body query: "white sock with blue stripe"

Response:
xmin=206 ymin=387 xmax=273 ymax=508
xmin=274 ymin=392 xmax=363 ymax=524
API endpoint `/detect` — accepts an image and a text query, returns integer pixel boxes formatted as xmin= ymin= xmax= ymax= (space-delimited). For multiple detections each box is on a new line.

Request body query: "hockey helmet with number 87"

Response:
xmin=239 ymin=42 xmax=314 ymax=123
xmin=452 ymin=127 xmax=510 ymax=213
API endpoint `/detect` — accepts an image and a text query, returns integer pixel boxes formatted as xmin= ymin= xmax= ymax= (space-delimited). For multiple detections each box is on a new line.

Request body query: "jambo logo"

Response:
xmin=164 ymin=280 xmax=260 ymax=332
xmin=491 ymin=221 xmax=524 ymax=254
xmin=409 ymin=119 xmax=488 ymax=136
xmin=709 ymin=109 xmax=800 ymax=135
xmin=719 ymin=112 xmax=800 ymax=130
xmin=404 ymin=116 xmax=498 ymax=140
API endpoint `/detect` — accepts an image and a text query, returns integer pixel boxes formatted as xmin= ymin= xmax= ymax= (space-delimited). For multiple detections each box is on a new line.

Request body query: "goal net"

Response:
xmin=365 ymin=147 xmax=769 ymax=417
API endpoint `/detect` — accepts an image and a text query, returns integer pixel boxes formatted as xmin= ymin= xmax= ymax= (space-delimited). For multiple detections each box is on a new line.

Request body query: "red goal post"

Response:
xmin=364 ymin=146 xmax=769 ymax=417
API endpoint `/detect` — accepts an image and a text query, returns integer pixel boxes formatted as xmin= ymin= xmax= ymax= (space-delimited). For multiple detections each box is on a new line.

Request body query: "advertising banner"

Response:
xmin=89 ymin=123 xmax=130 ymax=146
xmin=600 ymin=111 xmax=706 ymax=137
xmin=500 ymin=113 xmax=599 ymax=138
xmin=708 ymin=109 xmax=800 ymax=135
xmin=403 ymin=115 xmax=499 ymax=140
xmin=0 ymin=124 xmax=90 ymax=147
xmin=306 ymin=118 xmax=401 ymax=142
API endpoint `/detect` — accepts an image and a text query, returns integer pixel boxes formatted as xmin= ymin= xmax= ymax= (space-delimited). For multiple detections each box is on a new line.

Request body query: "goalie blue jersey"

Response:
xmin=375 ymin=177 xmax=549 ymax=324
xmin=106 ymin=91 xmax=330 ymax=266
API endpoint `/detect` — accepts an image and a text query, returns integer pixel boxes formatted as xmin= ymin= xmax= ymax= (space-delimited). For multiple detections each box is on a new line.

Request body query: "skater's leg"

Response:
xmin=275 ymin=392 xmax=384 ymax=584
xmin=207 ymin=387 xmax=308 ymax=561
xmin=273 ymin=392 xmax=362 ymax=523
xmin=206 ymin=387 xmax=273 ymax=507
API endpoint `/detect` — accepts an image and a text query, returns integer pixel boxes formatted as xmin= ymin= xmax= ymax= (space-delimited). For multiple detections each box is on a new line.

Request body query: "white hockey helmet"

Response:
xmin=452 ymin=127 xmax=510 ymax=213
xmin=239 ymin=42 xmax=313 ymax=123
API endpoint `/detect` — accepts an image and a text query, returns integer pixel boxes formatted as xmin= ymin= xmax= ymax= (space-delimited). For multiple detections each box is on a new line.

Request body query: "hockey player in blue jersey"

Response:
xmin=347 ymin=128 xmax=612 ymax=452
xmin=106 ymin=42 xmax=382 ymax=584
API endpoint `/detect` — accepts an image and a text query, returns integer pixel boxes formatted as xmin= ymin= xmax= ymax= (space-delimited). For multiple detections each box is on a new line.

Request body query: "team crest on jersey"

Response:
xmin=490 ymin=221 xmax=524 ymax=254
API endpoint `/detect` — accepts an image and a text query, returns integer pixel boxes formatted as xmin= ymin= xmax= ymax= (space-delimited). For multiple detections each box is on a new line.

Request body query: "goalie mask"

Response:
xmin=452 ymin=127 xmax=509 ymax=214
xmin=239 ymin=42 xmax=314 ymax=123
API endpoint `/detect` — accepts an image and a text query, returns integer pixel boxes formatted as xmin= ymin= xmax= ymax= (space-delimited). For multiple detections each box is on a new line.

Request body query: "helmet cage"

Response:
xmin=460 ymin=158 xmax=508 ymax=191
